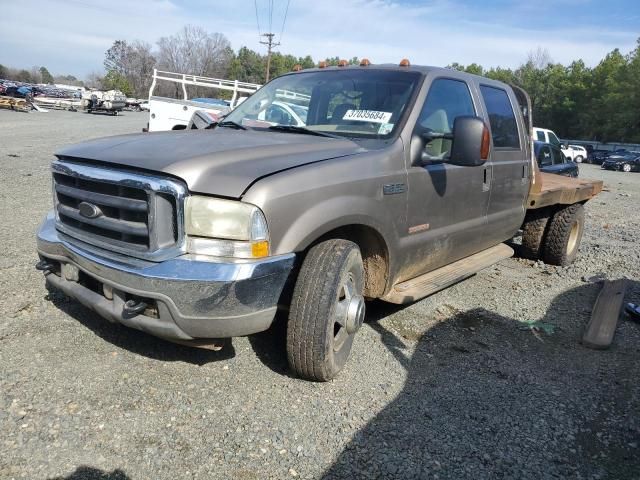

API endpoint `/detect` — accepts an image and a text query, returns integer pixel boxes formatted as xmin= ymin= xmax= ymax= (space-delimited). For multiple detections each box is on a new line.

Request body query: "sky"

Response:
xmin=1 ymin=0 xmax=639 ymax=79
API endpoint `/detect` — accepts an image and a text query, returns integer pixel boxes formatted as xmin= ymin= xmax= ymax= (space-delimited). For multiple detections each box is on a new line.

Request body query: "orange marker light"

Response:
xmin=360 ymin=58 xmax=371 ymax=66
xmin=338 ymin=59 xmax=348 ymax=67
xmin=292 ymin=64 xmax=302 ymax=71
xmin=251 ymin=241 xmax=270 ymax=258
xmin=318 ymin=61 xmax=328 ymax=68
xmin=399 ymin=58 xmax=411 ymax=67
xmin=481 ymin=125 xmax=491 ymax=159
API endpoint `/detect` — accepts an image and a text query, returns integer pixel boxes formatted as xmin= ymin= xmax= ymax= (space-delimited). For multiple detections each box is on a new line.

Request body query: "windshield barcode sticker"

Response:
xmin=342 ymin=110 xmax=392 ymax=124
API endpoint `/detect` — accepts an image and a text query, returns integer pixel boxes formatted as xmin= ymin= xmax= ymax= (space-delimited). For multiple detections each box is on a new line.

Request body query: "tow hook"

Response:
xmin=123 ymin=299 xmax=148 ymax=317
xmin=35 ymin=259 xmax=54 ymax=272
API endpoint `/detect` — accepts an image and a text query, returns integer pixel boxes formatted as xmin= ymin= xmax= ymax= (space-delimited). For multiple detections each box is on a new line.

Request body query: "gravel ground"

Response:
xmin=1 ymin=109 xmax=639 ymax=480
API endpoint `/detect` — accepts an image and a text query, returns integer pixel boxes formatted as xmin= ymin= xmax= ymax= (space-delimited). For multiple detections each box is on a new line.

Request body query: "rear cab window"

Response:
xmin=479 ymin=85 xmax=520 ymax=149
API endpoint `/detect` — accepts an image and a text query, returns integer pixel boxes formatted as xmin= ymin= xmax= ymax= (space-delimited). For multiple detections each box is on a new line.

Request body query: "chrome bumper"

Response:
xmin=37 ymin=212 xmax=295 ymax=341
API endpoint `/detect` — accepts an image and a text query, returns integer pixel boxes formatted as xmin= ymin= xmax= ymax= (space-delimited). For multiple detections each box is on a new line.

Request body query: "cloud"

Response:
xmin=0 ymin=0 xmax=637 ymax=78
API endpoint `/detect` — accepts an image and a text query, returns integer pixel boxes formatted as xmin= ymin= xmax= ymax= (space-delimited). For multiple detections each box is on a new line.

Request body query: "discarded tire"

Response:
xmin=287 ymin=239 xmax=365 ymax=381
xmin=542 ymin=203 xmax=584 ymax=266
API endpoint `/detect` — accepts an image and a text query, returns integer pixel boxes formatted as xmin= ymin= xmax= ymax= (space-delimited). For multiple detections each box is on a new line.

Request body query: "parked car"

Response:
xmin=534 ymin=140 xmax=579 ymax=177
xmin=601 ymin=152 xmax=640 ymax=172
xmin=589 ymin=149 xmax=609 ymax=164
xmin=565 ymin=145 xmax=587 ymax=163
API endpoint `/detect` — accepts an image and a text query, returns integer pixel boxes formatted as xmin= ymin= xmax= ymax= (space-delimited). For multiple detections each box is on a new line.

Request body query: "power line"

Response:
xmin=269 ymin=0 xmax=274 ymax=34
xmin=254 ymin=0 xmax=261 ymax=37
xmin=279 ymin=0 xmax=291 ymax=43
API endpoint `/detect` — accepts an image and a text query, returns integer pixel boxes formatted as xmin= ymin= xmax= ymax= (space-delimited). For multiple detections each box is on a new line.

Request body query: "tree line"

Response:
xmin=447 ymin=42 xmax=640 ymax=143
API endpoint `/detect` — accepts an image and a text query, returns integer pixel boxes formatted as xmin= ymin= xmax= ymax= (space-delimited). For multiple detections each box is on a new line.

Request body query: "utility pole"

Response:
xmin=260 ymin=33 xmax=280 ymax=82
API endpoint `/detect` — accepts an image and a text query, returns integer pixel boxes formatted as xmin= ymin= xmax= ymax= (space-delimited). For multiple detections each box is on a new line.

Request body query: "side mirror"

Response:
xmin=448 ymin=116 xmax=490 ymax=167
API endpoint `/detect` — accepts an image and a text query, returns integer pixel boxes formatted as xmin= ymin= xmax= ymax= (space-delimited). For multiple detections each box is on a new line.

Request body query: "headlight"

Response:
xmin=185 ymin=196 xmax=269 ymax=259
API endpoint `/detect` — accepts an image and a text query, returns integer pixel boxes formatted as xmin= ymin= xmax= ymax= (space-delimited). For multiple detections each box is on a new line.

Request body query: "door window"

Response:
xmin=536 ymin=130 xmax=546 ymax=141
xmin=550 ymin=145 xmax=565 ymax=164
xmin=480 ymin=85 xmax=520 ymax=148
xmin=537 ymin=145 xmax=553 ymax=166
xmin=415 ymin=78 xmax=475 ymax=159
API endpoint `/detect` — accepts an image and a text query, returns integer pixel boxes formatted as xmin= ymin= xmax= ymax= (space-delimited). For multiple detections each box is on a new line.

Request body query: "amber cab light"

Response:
xmin=318 ymin=61 xmax=328 ymax=68
xmin=292 ymin=64 xmax=302 ymax=71
xmin=481 ymin=125 xmax=491 ymax=160
xmin=399 ymin=58 xmax=411 ymax=67
xmin=360 ymin=58 xmax=371 ymax=66
xmin=338 ymin=59 xmax=348 ymax=67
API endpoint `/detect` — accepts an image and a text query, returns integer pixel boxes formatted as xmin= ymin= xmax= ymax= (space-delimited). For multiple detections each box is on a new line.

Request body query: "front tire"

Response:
xmin=623 ymin=163 xmax=632 ymax=172
xmin=542 ymin=204 xmax=585 ymax=266
xmin=575 ymin=155 xmax=583 ymax=163
xmin=287 ymin=239 xmax=365 ymax=381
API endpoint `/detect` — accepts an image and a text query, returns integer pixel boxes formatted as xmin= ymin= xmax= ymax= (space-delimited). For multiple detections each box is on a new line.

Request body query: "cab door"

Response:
xmin=478 ymin=84 xmax=530 ymax=242
xmin=399 ymin=77 xmax=492 ymax=282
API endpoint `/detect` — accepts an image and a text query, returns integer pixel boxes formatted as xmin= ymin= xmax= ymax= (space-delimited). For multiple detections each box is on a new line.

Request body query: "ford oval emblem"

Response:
xmin=78 ymin=201 xmax=102 ymax=219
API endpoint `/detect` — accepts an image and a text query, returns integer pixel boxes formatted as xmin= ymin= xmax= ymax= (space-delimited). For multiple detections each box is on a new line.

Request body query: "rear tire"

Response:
xmin=623 ymin=163 xmax=631 ymax=172
xmin=575 ymin=155 xmax=583 ymax=163
xmin=287 ymin=239 xmax=365 ymax=381
xmin=542 ymin=204 xmax=584 ymax=266
xmin=521 ymin=210 xmax=550 ymax=260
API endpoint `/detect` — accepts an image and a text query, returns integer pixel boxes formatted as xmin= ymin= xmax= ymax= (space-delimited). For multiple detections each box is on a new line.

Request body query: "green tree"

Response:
xmin=102 ymin=70 xmax=132 ymax=96
xmin=15 ymin=69 xmax=32 ymax=82
xmin=39 ymin=66 xmax=54 ymax=84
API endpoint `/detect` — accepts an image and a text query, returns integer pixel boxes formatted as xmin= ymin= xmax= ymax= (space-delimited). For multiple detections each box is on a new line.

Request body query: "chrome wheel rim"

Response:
xmin=333 ymin=272 xmax=365 ymax=351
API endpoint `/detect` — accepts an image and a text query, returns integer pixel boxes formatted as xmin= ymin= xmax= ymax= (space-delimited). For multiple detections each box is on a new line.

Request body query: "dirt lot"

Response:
xmin=1 ymin=109 xmax=639 ymax=480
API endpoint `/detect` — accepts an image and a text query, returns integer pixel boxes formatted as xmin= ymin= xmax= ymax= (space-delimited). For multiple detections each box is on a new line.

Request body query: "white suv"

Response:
xmin=564 ymin=145 xmax=587 ymax=163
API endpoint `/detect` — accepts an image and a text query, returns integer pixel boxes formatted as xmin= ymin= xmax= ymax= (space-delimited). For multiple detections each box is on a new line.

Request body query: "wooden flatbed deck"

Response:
xmin=527 ymin=172 xmax=603 ymax=210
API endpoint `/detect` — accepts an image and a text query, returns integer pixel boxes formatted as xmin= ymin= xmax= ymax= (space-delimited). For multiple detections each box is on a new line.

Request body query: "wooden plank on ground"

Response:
xmin=582 ymin=279 xmax=628 ymax=349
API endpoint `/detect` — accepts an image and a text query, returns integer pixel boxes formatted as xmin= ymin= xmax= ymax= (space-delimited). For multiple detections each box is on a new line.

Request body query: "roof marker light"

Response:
xmin=399 ymin=58 xmax=411 ymax=67
xmin=338 ymin=59 xmax=348 ymax=67
xmin=360 ymin=58 xmax=371 ymax=66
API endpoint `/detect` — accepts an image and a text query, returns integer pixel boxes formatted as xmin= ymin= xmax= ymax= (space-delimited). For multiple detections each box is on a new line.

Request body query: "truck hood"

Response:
xmin=56 ymin=129 xmax=366 ymax=198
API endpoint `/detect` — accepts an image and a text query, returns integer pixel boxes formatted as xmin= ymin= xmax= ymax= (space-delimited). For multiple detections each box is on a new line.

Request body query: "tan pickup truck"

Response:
xmin=36 ymin=62 xmax=602 ymax=380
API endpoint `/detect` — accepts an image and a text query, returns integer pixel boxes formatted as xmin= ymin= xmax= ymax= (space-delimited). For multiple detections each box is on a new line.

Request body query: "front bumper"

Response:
xmin=37 ymin=212 xmax=295 ymax=342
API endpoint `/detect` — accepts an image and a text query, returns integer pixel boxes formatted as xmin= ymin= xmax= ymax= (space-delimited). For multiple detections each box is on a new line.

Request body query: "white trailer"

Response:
xmin=146 ymin=69 xmax=261 ymax=132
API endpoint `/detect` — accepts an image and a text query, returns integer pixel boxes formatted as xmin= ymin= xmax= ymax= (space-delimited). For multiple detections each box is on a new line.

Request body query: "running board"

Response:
xmin=382 ymin=244 xmax=514 ymax=304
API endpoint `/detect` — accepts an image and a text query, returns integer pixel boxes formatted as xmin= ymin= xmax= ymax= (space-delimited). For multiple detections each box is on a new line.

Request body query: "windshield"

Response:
xmin=224 ymin=69 xmax=422 ymax=139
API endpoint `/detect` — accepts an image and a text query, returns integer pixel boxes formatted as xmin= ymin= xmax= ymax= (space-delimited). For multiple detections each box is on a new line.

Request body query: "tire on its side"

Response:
xmin=542 ymin=203 xmax=585 ymax=266
xmin=287 ymin=239 xmax=365 ymax=381
xmin=520 ymin=209 xmax=550 ymax=260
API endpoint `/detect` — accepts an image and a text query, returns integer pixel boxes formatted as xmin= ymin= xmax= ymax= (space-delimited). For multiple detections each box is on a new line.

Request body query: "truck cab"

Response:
xmin=36 ymin=62 xmax=601 ymax=381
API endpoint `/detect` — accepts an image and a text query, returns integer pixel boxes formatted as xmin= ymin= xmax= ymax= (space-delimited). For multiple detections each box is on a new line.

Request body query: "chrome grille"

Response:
xmin=51 ymin=160 xmax=187 ymax=261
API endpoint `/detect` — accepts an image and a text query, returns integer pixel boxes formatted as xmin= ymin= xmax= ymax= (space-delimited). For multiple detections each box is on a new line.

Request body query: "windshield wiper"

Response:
xmin=267 ymin=125 xmax=340 ymax=139
xmin=217 ymin=120 xmax=247 ymax=130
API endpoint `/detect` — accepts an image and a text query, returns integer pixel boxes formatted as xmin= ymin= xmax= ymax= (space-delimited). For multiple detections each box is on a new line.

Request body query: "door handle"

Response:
xmin=482 ymin=167 xmax=490 ymax=192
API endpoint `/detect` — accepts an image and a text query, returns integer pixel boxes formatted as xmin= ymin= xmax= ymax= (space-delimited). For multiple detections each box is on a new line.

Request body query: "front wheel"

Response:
xmin=575 ymin=155 xmax=583 ymax=163
xmin=287 ymin=239 xmax=365 ymax=381
xmin=623 ymin=163 xmax=632 ymax=172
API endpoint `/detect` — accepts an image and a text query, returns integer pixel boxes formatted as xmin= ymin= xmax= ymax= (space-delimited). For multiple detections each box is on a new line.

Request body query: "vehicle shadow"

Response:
xmin=46 ymin=290 xmax=235 ymax=366
xmin=322 ymin=280 xmax=640 ymax=479
xmin=48 ymin=466 xmax=131 ymax=479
